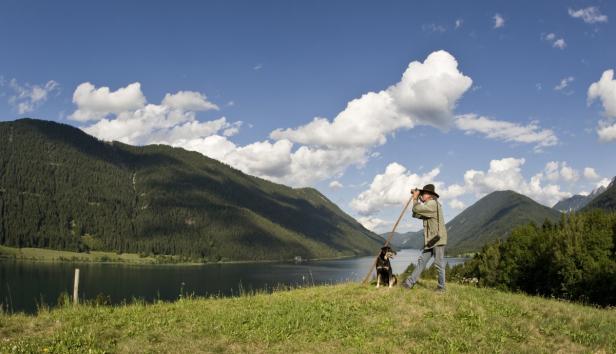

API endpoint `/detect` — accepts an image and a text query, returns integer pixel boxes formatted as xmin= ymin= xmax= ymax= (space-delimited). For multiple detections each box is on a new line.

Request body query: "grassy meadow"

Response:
xmin=1 ymin=281 xmax=615 ymax=353
xmin=0 ymin=245 xmax=180 ymax=264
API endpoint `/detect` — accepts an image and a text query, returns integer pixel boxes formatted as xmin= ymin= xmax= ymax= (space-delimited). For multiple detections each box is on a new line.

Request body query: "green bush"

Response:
xmin=450 ymin=210 xmax=616 ymax=306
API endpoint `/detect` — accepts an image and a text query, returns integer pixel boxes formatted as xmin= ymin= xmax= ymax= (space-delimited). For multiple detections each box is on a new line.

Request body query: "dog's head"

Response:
xmin=380 ymin=246 xmax=397 ymax=260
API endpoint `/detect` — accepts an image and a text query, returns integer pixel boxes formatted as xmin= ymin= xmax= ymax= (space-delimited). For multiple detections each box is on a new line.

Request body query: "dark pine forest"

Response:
xmin=0 ymin=119 xmax=382 ymax=261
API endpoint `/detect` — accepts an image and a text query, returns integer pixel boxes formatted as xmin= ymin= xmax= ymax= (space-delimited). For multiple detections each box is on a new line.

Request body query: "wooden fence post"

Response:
xmin=73 ymin=268 xmax=80 ymax=305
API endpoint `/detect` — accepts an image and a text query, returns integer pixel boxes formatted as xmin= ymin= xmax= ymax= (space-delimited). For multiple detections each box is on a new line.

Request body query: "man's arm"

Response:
xmin=412 ymin=199 xmax=437 ymax=219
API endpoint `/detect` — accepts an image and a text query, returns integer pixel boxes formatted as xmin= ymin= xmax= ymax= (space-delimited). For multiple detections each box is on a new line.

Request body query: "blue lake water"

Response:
xmin=0 ymin=249 xmax=466 ymax=314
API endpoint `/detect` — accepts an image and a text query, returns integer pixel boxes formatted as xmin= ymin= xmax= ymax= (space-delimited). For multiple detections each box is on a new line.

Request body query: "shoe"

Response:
xmin=435 ymin=288 xmax=446 ymax=294
xmin=401 ymin=283 xmax=413 ymax=290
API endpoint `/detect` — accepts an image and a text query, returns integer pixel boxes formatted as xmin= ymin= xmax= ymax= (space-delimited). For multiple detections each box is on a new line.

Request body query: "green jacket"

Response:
xmin=412 ymin=199 xmax=447 ymax=248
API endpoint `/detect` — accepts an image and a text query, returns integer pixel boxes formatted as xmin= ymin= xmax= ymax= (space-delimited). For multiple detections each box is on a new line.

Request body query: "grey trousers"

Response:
xmin=404 ymin=245 xmax=446 ymax=290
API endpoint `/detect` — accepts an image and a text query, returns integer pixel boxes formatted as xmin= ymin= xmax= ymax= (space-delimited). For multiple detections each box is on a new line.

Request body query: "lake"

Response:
xmin=0 ymin=249 xmax=466 ymax=314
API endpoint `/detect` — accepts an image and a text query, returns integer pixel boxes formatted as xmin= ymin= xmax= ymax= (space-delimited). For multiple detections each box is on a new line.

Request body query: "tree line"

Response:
xmin=450 ymin=209 xmax=616 ymax=306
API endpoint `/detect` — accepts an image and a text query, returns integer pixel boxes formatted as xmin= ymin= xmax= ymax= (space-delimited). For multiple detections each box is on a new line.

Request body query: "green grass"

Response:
xmin=0 ymin=245 xmax=186 ymax=264
xmin=1 ymin=282 xmax=615 ymax=353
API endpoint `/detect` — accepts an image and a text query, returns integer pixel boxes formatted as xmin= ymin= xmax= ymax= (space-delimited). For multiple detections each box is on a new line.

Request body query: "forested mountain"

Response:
xmin=583 ymin=177 xmax=616 ymax=212
xmin=0 ymin=118 xmax=383 ymax=261
xmin=553 ymin=185 xmax=607 ymax=212
xmin=445 ymin=190 xmax=561 ymax=255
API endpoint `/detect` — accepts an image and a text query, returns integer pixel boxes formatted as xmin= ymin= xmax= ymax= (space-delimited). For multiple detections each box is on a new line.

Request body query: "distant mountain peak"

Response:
xmin=446 ymin=189 xmax=560 ymax=255
xmin=582 ymin=176 xmax=616 ymax=212
xmin=553 ymin=178 xmax=613 ymax=213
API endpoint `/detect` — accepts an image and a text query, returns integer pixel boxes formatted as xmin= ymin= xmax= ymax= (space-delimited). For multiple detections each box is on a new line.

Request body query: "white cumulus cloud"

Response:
xmin=597 ymin=122 xmax=616 ymax=142
xmin=73 ymin=51 xmax=567 ymax=189
xmin=70 ymin=82 xmax=147 ymax=121
xmin=170 ymin=134 xmax=368 ymax=186
xmin=448 ymin=199 xmax=465 ymax=210
xmin=162 ymin=91 xmax=219 ymax=111
xmin=71 ymin=82 xmax=230 ymax=146
xmin=583 ymin=167 xmax=600 ymax=180
xmin=447 ymin=157 xmax=571 ymax=207
xmin=356 ymin=216 xmax=389 ymax=233
xmin=350 ymin=158 xmax=573 ymax=217
xmin=588 ymin=70 xmax=616 ymax=118
xmin=588 ymin=69 xmax=616 ymax=142
xmin=71 ymin=51 xmax=472 ymax=187
xmin=543 ymin=161 xmax=579 ymax=183
xmin=350 ymin=163 xmax=442 ymax=215
xmin=329 ymin=180 xmax=344 ymax=189
xmin=271 ymin=50 xmax=473 ymax=148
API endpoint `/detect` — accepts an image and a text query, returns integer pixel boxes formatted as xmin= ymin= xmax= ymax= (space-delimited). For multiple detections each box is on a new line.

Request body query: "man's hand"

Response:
xmin=411 ymin=188 xmax=420 ymax=201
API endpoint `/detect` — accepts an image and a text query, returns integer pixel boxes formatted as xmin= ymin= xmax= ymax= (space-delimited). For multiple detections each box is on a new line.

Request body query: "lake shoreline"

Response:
xmin=0 ymin=245 xmax=397 ymax=267
xmin=1 ymin=249 xmax=466 ymax=314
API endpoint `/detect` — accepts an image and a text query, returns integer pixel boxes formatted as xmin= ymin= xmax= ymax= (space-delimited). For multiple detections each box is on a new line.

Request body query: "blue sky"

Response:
xmin=1 ymin=0 xmax=615 ymax=233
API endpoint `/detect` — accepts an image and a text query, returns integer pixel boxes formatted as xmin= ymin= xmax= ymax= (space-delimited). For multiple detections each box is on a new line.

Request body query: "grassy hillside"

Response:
xmin=446 ymin=190 xmax=561 ymax=256
xmin=1 ymin=282 xmax=614 ymax=353
xmin=0 ymin=119 xmax=382 ymax=261
xmin=584 ymin=178 xmax=616 ymax=212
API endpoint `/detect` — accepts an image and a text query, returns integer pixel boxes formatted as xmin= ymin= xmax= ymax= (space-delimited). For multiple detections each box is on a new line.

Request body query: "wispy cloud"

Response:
xmin=455 ymin=114 xmax=558 ymax=152
xmin=542 ymin=33 xmax=566 ymax=49
xmin=422 ymin=23 xmax=446 ymax=33
xmin=553 ymin=38 xmax=566 ymax=49
xmin=568 ymin=6 xmax=608 ymax=24
xmin=6 ymin=78 xmax=60 ymax=114
xmin=554 ymin=76 xmax=574 ymax=91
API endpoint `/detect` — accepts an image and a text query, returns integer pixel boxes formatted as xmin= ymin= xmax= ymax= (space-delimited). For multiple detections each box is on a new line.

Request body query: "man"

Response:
xmin=402 ymin=184 xmax=448 ymax=292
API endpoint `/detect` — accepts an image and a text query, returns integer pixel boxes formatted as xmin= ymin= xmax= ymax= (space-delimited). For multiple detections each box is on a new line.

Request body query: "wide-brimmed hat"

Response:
xmin=419 ymin=184 xmax=439 ymax=198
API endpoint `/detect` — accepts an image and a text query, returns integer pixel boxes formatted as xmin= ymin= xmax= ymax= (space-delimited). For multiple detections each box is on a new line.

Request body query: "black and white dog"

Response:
xmin=376 ymin=246 xmax=397 ymax=288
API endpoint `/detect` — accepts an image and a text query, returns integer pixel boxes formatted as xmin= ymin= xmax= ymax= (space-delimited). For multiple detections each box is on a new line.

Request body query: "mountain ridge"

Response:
xmin=445 ymin=190 xmax=561 ymax=255
xmin=0 ymin=118 xmax=382 ymax=261
xmin=583 ymin=177 xmax=616 ymax=212
xmin=553 ymin=185 xmax=607 ymax=212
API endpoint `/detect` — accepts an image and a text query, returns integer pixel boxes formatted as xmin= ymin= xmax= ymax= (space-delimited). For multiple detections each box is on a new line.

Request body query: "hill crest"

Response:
xmin=445 ymin=190 xmax=561 ymax=255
